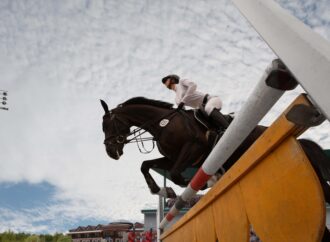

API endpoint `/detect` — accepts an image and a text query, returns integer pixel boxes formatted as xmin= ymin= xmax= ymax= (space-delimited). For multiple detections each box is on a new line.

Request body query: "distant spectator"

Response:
xmin=145 ymin=228 xmax=153 ymax=242
xmin=128 ymin=228 xmax=136 ymax=242
xmin=250 ymin=227 xmax=261 ymax=242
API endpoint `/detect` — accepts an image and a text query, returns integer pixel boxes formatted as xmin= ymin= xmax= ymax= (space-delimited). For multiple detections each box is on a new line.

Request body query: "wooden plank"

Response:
xmin=161 ymin=94 xmax=325 ymax=242
xmin=240 ymin=137 xmax=325 ymax=242
xmin=212 ymin=185 xmax=249 ymax=242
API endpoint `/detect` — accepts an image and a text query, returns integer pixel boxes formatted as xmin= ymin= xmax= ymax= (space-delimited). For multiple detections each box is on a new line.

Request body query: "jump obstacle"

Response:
xmin=158 ymin=0 xmax=330 ymax=241
xmin=161 ymin=94 xmax=325 ymax=241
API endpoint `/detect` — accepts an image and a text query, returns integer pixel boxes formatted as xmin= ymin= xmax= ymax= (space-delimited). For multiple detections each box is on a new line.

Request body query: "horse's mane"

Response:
xmin=122 ymin=97 xmax=174 ymax=109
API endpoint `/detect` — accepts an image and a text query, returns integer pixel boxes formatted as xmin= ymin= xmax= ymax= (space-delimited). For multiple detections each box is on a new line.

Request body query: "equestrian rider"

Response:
xmin=162 ymin=74 xmax=230 ymax=128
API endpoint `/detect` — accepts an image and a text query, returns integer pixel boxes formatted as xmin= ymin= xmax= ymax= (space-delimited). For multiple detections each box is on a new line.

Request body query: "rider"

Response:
xmin=144 ymin=228 xmax=153 ymax=242
xmin=161 ymin=74 xmax=230 ymax=129
xmin=128 ymin=228 xmax=136 ymax=242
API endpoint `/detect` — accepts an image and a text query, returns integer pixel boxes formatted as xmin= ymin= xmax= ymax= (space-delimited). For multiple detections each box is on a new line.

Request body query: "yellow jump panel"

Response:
xmin=241 ymin=137 xmax=325 ymax=242
xmin=213 ymin=185 xmax=250 ymax=242
xmin=195 ymin=206 xmax=217 ymax=242
xmin=161 ymin=94 xmax=325 ymax=242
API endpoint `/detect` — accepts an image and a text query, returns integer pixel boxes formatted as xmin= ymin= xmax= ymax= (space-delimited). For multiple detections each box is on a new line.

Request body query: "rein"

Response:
xmin=128 ymin=129 xmax=155 ymax=154
xmin=111 ymin=108 xmax=179 ymax=154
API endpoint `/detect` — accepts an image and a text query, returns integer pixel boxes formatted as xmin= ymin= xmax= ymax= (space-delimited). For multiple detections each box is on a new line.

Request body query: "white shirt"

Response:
xmin=174 ymin=79 xmax=206 ymax=108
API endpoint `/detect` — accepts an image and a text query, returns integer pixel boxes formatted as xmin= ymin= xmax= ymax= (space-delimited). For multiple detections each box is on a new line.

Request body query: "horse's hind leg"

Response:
xmin=322 ymin=228 xmax=330 ymax=242
xmin=299 ymin=139 xmax=330 ymax=241
xmin=299 ymin=139 xmax=330 ymax=203
xmin=170 ymin=142 xmax=205 ymax=187
xmin=141 ymin=157 xmax=172 ymax=195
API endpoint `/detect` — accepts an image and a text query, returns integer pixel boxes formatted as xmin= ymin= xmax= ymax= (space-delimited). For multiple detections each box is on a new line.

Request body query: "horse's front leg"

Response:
xmin=141 ymin=157 xmax=176 ymax=198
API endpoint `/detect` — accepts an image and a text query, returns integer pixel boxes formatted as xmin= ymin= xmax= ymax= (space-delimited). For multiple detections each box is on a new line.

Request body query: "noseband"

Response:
xmin=104 ymin=108 xmax=179 ymax=154
xmin=104 ymin=112 xmax=156 ymax=154
xmin=104 ymin=134 xmax=126 ymax=145
xmin=103 ymin=114 xmax=129 ymax=146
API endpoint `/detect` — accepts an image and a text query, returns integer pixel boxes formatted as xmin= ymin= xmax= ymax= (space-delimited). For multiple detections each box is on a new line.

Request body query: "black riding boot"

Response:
xmin=210 ymin=109 xmax=230 ymax=129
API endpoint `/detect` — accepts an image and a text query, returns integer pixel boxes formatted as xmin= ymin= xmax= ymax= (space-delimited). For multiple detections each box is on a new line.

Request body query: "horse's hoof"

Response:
xmin=156 ymin=187 xmax=177 ymax=198
xmin=165 ymin=187 xmax=177 ymax=198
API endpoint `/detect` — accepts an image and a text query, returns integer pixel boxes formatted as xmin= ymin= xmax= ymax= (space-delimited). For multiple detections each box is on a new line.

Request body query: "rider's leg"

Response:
xmin=205 ymin=97 xmax=230 ymax=129
xmin=209 ymin=108 xmax=230 ymax=129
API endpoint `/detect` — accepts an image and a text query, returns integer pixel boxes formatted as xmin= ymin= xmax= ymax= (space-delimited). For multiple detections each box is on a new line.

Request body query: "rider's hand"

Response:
xmin=177 ymin=102 xmax=185 ymax=110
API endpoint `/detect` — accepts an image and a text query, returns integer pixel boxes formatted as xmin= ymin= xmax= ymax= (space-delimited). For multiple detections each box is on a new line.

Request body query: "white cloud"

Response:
xmin=0 ymin=0 xmax=329 ymax=233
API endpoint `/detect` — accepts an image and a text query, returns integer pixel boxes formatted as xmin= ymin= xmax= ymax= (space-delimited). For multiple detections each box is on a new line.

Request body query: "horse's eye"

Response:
xmin=117 ymin=136 xmax=125 ymax=143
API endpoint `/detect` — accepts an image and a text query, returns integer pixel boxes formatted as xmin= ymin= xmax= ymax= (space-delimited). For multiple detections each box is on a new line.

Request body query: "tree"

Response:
xmin=16 ymin=232 xmax=30 ymax=242
xmin=43 ymin=234 xmax=53 ymax=242
xmin=24 ymin=235 xmax=41 ymax=242
xmin=1 ymin=230 xmax=18 ymax=242
xmin=56 ymin=235 xmax=71 ymax=242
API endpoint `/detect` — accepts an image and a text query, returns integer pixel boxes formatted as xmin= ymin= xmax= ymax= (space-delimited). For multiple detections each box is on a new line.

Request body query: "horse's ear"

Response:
xmin=100 ymin=99 xmax=110 ymax=114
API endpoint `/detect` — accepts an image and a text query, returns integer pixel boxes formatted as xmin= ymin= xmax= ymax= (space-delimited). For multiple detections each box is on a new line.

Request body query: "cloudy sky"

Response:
xmin=0 ymin=0 xmax=329 ymax=234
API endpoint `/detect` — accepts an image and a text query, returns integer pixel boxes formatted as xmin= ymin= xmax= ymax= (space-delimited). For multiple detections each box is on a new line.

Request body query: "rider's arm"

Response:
xmin=180 ymin=79 xmax=197 ymax=104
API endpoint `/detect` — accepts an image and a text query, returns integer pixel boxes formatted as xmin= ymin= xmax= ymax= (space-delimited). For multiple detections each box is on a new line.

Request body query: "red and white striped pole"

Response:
xmin=160 ymin=60 xmax=297 ymax=229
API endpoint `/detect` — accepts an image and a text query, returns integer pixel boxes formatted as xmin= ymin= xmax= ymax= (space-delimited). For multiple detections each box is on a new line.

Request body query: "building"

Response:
xmin=141 ymin=207 xmax=189 ymax=233
xmin=141 ymin=195 xmax=203 ymax=232
xmin=68 ymin=222 xmax=144 ymax=242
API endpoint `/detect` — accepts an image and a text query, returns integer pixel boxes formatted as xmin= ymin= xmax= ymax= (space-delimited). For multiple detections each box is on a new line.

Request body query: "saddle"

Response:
xmin=194 ymin=109 xmax=234 ymax=147
xmin=194 ymin=109 xmax=233 ymax=130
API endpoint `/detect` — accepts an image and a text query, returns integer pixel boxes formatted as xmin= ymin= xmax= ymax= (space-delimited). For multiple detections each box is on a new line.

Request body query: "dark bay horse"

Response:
xmin=101 ymin=97 xmax=265 ymax=192
xmin=101 ymin=96 xmax=330 ymax=241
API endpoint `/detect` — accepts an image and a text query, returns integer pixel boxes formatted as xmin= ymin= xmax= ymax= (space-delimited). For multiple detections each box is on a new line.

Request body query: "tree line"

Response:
xmin=0 ymin=231 xmax=71 ymax=242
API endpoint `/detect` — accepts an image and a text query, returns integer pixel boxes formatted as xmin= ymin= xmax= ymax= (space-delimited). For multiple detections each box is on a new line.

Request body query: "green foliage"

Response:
xmin=0 ymin=230 xmax=17 ymax=242
xmin=0 ymin=231 xmax=71 ymax=242
xmin=56 ymin=235 xmax=71 ymax=242
xmin=39 ymin=234 xmax=53 ymax=242
xmin=24 ymin=235 xmax=41 ymax=242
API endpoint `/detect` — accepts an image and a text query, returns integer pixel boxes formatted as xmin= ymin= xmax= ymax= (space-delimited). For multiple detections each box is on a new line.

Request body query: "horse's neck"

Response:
xmin=120 ymin=105 xmax=169 ymax=133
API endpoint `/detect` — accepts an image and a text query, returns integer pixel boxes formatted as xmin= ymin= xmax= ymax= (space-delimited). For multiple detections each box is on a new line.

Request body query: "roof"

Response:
xmin=69 ymin=222 xmax=144 ymax=234
xmin=67 ymin=230 xmax=102 ymax=235
xmin=101 ymin=223 xmax=132 ymax=231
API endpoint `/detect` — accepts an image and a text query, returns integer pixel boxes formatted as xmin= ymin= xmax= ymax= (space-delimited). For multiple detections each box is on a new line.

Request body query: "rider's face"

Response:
xmin=164 ymin=79 xmax=175 ymax=90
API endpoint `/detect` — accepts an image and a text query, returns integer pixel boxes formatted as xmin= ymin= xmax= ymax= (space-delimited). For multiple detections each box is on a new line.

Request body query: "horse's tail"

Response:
xmin=298 ymin=139 xmax=330 ymax=203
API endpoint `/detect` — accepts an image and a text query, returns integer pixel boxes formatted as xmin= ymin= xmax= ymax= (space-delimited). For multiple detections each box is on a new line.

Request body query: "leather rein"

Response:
xmin=105 ymin=108 xmax=178 ymax=154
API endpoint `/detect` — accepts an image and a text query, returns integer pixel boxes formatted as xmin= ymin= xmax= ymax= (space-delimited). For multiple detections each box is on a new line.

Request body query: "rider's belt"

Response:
xmin=202 ymin=94 xmax=210 ymax=108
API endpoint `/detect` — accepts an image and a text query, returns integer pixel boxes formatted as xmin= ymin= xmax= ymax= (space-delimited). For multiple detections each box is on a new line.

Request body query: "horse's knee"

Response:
xmin=141 ymin=161 xmax=150 ymax=173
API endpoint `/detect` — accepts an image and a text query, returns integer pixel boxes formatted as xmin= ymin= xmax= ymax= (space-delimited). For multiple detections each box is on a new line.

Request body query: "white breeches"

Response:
xmin=205 ymin=96 xmax=222 ymax=115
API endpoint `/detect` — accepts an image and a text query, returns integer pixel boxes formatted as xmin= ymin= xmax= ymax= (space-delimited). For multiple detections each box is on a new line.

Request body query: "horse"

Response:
xmin=100 ymin=96 xmax=330 ymax=241
xmin=100 ymin=97 xmax=264 ymax=193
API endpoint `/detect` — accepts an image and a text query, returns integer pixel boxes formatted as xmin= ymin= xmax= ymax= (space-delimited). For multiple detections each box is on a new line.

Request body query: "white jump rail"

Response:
xmin=232 ymin=0 xmax=330 ymax=121
xmin=160 ymin=0 xmax=330 ymax=230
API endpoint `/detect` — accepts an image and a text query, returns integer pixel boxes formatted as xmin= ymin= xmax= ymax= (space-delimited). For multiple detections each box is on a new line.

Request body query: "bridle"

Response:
xmin=104 ymin=108 xmax=178 ymax=154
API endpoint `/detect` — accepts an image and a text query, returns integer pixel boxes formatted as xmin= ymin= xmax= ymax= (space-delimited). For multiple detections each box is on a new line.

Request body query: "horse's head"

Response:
xmin=100 ymin=100 xmax=130 ymax=160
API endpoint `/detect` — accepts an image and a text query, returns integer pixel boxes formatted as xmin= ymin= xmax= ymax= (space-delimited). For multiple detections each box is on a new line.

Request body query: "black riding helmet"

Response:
xmin=161 ymin=74 xmax=180 ymax=84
